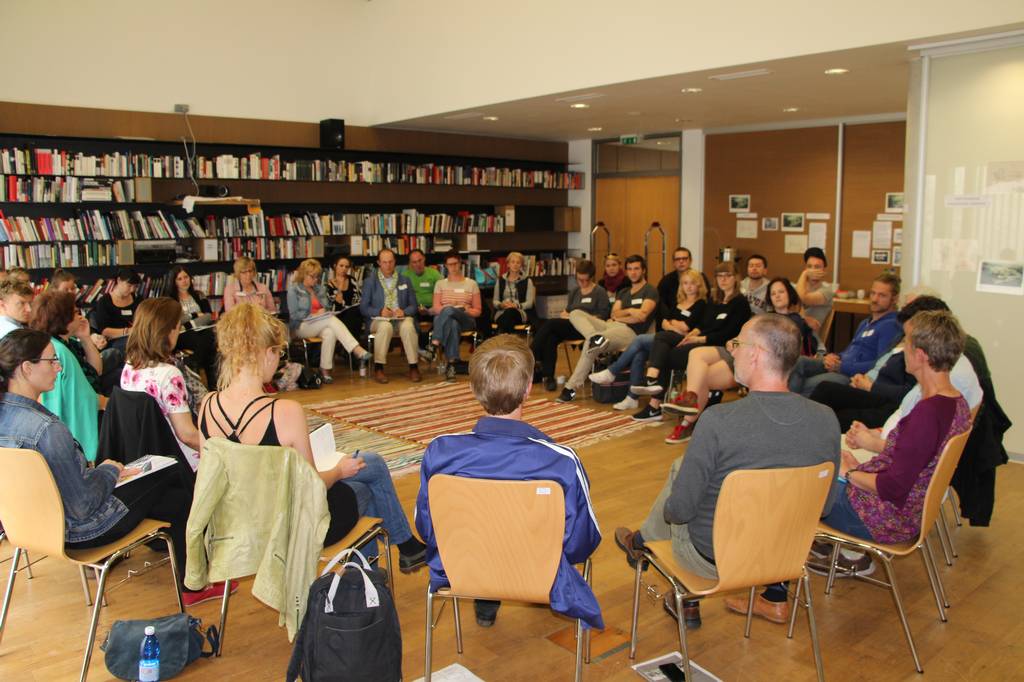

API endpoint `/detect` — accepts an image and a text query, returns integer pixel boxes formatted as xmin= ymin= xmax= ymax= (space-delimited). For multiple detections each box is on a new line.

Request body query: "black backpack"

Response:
xmin=287 ymin=549 xmax=402 ymax=682
xmin=297 ymin=366 xmax=324 ymax=390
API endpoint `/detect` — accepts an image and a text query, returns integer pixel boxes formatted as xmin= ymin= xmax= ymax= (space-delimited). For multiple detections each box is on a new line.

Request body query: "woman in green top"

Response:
xmin=29 ymin=290 xmax=102 ymax=461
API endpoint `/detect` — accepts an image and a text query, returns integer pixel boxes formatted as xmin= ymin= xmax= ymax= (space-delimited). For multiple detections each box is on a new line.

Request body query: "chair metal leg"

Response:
xmin=879 ymin=554 xmax=923 ymax=673
xmin=80 ymin=563 xmax=111 ymax=682
xmin=452 ymin=596 xmax=463 ymax=654
xmin=922 ymin=537 xmax=950 ymax=615
xmin=424 ymin=588 xmax=434 ymax=682
xmin=787 ymin=578 xmax=801 ymax=639
xmin=825 ymin=541 xmax=841 ymax=595
xmin=79 ymin=565 xmax=93 ymax=606
xmin=583 ymin=558 xmax=593 ymax=664
xmin=380 ymin=528 xmax=394 ymax=600
xmin=216 ymin=578 xmax=231 ymax=656
xmin=0 ymin=546 xmax=22 ymax=648
xmin=574 ymin=614 xmax=584 ymax=682
xmin=743 ymin=585 xmax=756 ymax=638
xmin=948 ymin=488 xmax=963 ymax=527
xmin=673 ymin=590 xmax=693 ymax=682
xmin=158 ymin=531 xmax=184 ymax=614
xmin=934 ymin=518 xmax=954 ymax=567
xmin=938 ymin=508 xmax=958 ymax=560
xmin=803 ymin=572 xmax=826 ymax=682
xmin=628 ymin=559 xmax=643 ymax=659
xmin=93 ymin=567 xmax=108 ymax=607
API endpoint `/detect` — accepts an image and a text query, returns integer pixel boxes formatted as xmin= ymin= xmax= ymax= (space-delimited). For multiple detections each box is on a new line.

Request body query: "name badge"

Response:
xmin=398 ymin=284 xmax=408 ymax=290
xmin=419 ymin=282 xmax=431 ymax=288
xmin=631 ymin=298 xmax=643 ymax=305
xmin=862 ymin=329 xmax=875 ymax=337
xmin=454 ymin=289 xmax=464 ymax=293
xmin=120 ymin=309 xmax=133 ymax=316
xmin=716 ymin=313 xmax=728 ymax=320
xmin=679 ymin=308 xmax=691 ymax=317
xmin=236 ymin=291 xmax=248 ymax=297
xmin=581 ymin=297 xmax=592 ymax=303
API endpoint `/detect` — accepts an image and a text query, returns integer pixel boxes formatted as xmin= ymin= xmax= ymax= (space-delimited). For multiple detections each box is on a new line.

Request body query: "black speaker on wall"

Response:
xmin=319 ymin=118 xmax=346 ymax=149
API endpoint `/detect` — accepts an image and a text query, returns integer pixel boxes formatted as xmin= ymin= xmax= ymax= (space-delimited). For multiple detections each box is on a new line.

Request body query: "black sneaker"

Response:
xmin=399 ymin=548 xmax=427 ymax=574
xmin=453 ymin=360 xmax=470 ymax=375
xmin=543 ymin=377 xmax=558 ymax=392
xmin=556 ymin=387 xmax=576 ymax=403
xmin=706 ymin=389 xmax=724 ymax=408
xmin=584 ymin=335 xmax=609 ymax=358
xmin=632 ymin=404 xmax=663 ymax=422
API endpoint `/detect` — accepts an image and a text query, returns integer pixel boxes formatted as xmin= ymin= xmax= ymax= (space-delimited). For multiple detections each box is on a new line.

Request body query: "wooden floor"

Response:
xmin=1 ymin=359 xmax=1021 ymax=681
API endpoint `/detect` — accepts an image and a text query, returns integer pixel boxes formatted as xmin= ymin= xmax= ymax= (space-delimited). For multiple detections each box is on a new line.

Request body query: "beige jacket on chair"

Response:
xmin=184 ymin=438 xmax=331 ymax=640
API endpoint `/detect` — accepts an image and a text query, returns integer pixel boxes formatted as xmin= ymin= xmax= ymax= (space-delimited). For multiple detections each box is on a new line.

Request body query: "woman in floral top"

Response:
xmin=121 ymin=298 xmax=201 ymax=471
xmin=822 ymin=310 xmax=971 ymax=544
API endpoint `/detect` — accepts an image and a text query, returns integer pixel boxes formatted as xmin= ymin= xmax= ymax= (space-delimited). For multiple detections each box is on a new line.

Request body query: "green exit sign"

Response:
xmin=619 ymin=134 xmax=641 ymax=145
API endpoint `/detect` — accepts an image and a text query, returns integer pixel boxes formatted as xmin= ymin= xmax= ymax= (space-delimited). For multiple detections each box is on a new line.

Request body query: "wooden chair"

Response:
xmin=0 ymin=531 xmax=35 ymax=579
xmin=318 ymin=516 xmax=393 ymax=598
xmin=814 ymin=428 xmax=971 ymax=673
xmin=561 ymin=339 xmax=584 ymax=374
xmin=0 ymin=448 xmax=183 ymax=682
xmin=628 ymin=463 xmax=835 ymax=682
xmin=424 ymin=475 xmax=593 ymax=682
xmin=490 ymin=321 xmax=533 ymax=343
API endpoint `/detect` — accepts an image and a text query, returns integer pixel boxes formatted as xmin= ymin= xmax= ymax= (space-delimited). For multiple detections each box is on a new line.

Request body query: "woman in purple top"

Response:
xmin=821 ymin=310 xmax=971 ymax=544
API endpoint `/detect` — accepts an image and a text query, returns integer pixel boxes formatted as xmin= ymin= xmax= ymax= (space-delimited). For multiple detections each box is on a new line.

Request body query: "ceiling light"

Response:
xmin=783 ymin=107 xmax=800 ymax=112
xmin=681 ymin=87 xmax=702 ymax=93
xmin=555 ymin=93 xmax=605 ymax=103
xmin=824 ymin=68 xmax=849 ymax=75
xmin=587 ymin=126 xmax=603 ymax=132
xmin=482 ymin=116 xmax=499 ymax=121
xmin=709 ymin=68 xmax=772 ymax=81
xmin=570 ymin=103 xmax=590 ymax=109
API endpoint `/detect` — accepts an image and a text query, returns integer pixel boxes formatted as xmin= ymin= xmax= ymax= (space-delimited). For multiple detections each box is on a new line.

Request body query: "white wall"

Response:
xmin=680 ymin=129 xmax=706 ymax=269
xmin=2 ymin=1 xmax=1023 ymax=126
xmin=905 ymin=37 xmax=1024 ymax=454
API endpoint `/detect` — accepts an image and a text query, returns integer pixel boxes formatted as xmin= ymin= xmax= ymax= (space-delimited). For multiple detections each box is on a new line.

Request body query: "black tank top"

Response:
xmin=199 ymin=393 xmax=281 ymax=447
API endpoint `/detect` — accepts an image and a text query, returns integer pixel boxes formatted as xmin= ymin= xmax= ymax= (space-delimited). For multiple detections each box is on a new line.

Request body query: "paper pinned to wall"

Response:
xmin=877 ymin=213 xmax=903 ymax=221
xmin=736 ymin=212 xmax=758 ymax=219
xmin=872 ymin=221 xmax=892 ymax=249
xmin=807 ymin=222 xmax=827 ymax=249
xmin=893 ymin=228 xmax=903 ymax=245
xmin=806 ymin=212 xmax=831 ymax=220
xmin=852 ymin=230 xmax=871 ymax=258
xmin=736 ymin=219 xmax=758 ymax=239
xmin=784 ymin=234 xmax=808 ymax=254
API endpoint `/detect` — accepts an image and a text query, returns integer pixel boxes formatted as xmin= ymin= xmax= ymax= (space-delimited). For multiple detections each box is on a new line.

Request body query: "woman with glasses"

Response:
xmin=223 ymin=256 xmax=276 ymax=313
xmin=634 ymin=262 xmax=751 ymax=432
xmin=200 ymin=303 xmax=427 ymax=571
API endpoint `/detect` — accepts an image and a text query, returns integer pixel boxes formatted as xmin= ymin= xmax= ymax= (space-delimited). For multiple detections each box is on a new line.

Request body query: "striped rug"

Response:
xmin=308 ymin=382 xmax=655 ymax=454
xmin=306 ymin=414 xmax=425 ymax=477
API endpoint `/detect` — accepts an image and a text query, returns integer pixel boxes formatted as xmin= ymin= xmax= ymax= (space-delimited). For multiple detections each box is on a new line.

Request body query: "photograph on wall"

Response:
xmin=762 ymin=217 xmax=779 ymax=231
xmin=781 ymin=213 xmax=804 ymax=231
xmin=729 ymin=194 xmax=751 ymax=212
xmin=893 ymin=246 xmax=902 ymax=267
xmin=871 ymin=249 xmax=891 ymax=265
xmin=885 ymin=192 xmax=904 ymax=213
xmin=976 ymin=260 xmax=1024 ymax=296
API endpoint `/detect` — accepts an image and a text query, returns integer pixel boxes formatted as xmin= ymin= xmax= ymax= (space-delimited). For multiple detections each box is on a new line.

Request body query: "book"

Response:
xmin=309 ymin=422 xmax=344 ymax=472
xmin=114 ymin=454 xmax=178 ymax=488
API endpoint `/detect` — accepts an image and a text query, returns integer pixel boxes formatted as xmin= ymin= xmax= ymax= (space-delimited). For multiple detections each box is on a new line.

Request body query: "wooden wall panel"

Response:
xmin=840 ymin=121 xmax=906 ymax=290
xmin=704 ymin=127 xmax=838 ymax=283
xmin=0 ymin=101 xmax=567 ymax=162
xmin=594 ymin=175 xmax=679 ymax=282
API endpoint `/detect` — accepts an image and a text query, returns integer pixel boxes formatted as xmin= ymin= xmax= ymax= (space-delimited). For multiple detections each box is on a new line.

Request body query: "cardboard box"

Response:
xmin=554 ymin=206 xmax=581 ymax=232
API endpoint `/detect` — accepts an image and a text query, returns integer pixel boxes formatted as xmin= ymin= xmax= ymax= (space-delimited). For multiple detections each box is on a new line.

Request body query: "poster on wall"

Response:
xmin=893 ymin=246 xmax=902 ymax=267
xmin=784 ymin=234 xmax=808 ymax=254
xmin=729 ymin=195 xmax=750 ymax=212
xmin=871 ymin=249 xmax=891 ymax=265
xmin=852 ymin=230 xmax=871 ymax=258
xmin=872 ymin=221 xmax=892 ymax=249
xmin=807 ymin=222 xmax=828 ymax=250
xmin=781 ymin=213 xmax=804 ymax=231
xmin=885 ymin=192 xmax=904 ymax=213
xmin=976 ymin=260 xmax=1024 ymax=296
xmin=736 ymin=220 xmax=758 ymax=239
xmin=762 ymin=217 xmax=779 ymax=231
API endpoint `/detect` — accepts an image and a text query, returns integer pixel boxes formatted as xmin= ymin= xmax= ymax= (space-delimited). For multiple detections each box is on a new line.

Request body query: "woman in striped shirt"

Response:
xmin=426 ymin=250 xmax=482 ymax=380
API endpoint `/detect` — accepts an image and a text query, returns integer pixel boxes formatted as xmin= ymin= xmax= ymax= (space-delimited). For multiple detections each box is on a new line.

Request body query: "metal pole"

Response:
xmin=590 ymin=222 xmax=611 ymax=262
xmin=643 ymin=222 xmax=666 ymax=277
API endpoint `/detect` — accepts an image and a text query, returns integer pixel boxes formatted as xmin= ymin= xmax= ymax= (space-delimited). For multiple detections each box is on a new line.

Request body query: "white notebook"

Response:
xmin=309 ymin=422 xmax=345 ymax=472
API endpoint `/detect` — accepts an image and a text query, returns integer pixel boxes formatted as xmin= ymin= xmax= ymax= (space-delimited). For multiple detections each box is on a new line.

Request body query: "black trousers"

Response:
xmin=648 ymin=331 xmax=699 ymax=389
xmin=531 ymin=318 xmax=583 ymax=379
xmin=808 ymin=381 xmax=897 ymax=432
xmin=324 ymin=482 xmax=360 ymax=547
xmin=176 ymin=328 xmax=218 ymax=389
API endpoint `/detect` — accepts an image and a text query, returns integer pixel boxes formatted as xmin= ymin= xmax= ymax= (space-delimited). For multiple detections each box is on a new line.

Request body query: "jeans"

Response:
xmin=345 ymin=452 xmax=414 ymax=547
xmin=788 ymin=357 xmax=849 ymax=397
xmin=431 ymin=306 xmax=475 ymax=361
xmin=609 ymin=333 xmax=654 ymax=398
xmin=820 ymin=482 xmax=875 ymax=541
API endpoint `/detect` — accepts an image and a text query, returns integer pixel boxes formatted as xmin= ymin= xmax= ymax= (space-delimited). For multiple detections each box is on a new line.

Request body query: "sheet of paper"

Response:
xmin=115 ymin=455 xmax=178 ymax=488
xmin=350 ymin=235 xmax=364 ymax=256
xmin=944 ymin=194 xmax=992 ymax=207
xmin=872 ymin=221 xmax=892 ymax=249
xmin=806 ymin=212 xmax=830 ymax=220
xmin=807 ymin=222 xmax=827 ymax=249
xmin=784 ymin=234 xmax=808 ymax=254
xmin=464 ymin=233 xmax=478 ymax=252
xmin=736 ymin=212 xmax=757 ymax=219
xmin=877 ymin=213 xmax=903 ymax=222
xmin=309 ymin=423 xmax=344 ymax=472
xmin=893 ymin=227 xmax=903 ymax=245
xmin=852 ymin=230 xmax=871 ymax=258
xmin=736 ymin=219 xmax=758 ymax=239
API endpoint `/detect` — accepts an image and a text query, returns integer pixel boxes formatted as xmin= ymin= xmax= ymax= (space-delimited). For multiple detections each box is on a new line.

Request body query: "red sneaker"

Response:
xmin=183 ymin=580 xmax=239 ymax=608
xmin=663 ymin=391 xmax=700 ymax=416
xmin=664 ymin=419 xmax=697 ymax=444
xmin=263 ymin=382 xmax=279 ymax=394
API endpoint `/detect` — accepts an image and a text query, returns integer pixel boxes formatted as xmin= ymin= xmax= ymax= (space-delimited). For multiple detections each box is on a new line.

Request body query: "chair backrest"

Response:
xmin=711 ymin=462 xmax=835 ymax=591
xmin=0 ymin=448 xmax=70 ymax=558
xmin=427 ymin=474 xmax=565 ymax=604
xmin=818 ymin=309 xmax=836 ymax=352
xmin=918 ymin=428 xmax=972 ymax=539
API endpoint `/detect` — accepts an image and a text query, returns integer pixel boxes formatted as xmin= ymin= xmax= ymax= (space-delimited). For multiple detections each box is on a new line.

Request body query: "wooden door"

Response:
xmin=595 ymin=175 xmax=680 ymax=283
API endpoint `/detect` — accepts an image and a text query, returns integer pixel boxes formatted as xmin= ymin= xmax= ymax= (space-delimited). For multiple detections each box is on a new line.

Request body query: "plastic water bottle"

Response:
xmin=138 ymin=626 xmax=160 ymax=682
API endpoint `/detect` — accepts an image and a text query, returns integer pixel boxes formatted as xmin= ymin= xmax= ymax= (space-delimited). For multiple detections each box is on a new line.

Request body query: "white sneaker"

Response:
xmin=613 ymin=395 xmax=638 ymax=411
xmin=588 ymin=369 xmax=615 ymax=385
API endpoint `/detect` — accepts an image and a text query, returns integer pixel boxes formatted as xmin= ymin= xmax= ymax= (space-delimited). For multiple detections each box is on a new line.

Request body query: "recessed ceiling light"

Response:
xmin=587 ymin=126 xmax=603 ymax=132
xmin=783 ymin=107 xmax=800 ymax=112
xmin=555 ymin=93 xmax=605 ymax=103
xmin=482 ymin=116 xmax=499 ymax=121
xmin=570 ymin=103 xmax=590 ymax=109
xmin=681 ymin=87 xmax=702 ymax=93
xmin=824 ymin=68 xmax=849 ymax=75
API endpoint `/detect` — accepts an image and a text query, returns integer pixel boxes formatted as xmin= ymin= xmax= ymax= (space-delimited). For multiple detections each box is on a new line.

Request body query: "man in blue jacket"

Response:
xmin=415 ymin=334 xmax=604 ymax=630
xmin=788 ymin=273 xmax=901 ymax=397
xmin=360 ymin=248 xmax=421 ymax=383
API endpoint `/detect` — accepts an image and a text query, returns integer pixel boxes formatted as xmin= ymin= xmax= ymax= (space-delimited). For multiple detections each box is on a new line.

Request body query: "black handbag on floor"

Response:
xmin=287 ymin=548 xmax=402 ymax=682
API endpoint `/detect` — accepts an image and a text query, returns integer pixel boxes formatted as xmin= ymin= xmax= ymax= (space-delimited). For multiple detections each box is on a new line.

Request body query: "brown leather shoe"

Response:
xmin=374 ymin=368 xmax=389 ymax=384
xmin=614 ymin=527 xmax=647 ymax=570
xmin=409 ymin=366 xmax=422 ymax=383
xmin=724 ymin=594 xmax=790 ymax=624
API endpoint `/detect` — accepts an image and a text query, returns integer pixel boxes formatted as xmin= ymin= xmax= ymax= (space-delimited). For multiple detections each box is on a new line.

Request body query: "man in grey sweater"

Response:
xmin=615 ymin=314 xmax=841 ymax=627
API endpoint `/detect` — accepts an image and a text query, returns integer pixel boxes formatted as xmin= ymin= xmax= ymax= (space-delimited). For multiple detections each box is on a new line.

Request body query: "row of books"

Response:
xmin=1 ymin=146 xmax=584 ymax=190
xmin=0 ymin=175 xmax=137 ymax=203
xmin=189 ymin=267 xmax=291 ymax=298
xmin=2 ymin=242 xmax=118 ymax=270
xmin=0 ymin=210 xmax=206 ymax=242
xmin=205 ymin=211 xmax=328 ymax=238
xmin=487 ymin=254 xmax=578 ymax=278
xmin=216 ymin=237 xmax=321 ymax=262
xmin=337 ymin=210 xmax=505 ymax=235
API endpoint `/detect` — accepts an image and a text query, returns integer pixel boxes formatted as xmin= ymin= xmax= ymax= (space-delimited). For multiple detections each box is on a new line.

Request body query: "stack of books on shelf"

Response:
xmin=0 ymin=209 xmax=205 ymax=243
xmin=335 ymin=210 xmax=505 ymax=235
xmin=0 ymin=147 xmax=133 ymax=177
xmin=215 ymin=236 xmax=321 ymax=261
xmin=488 ymin=254 xmax=577 ymax=278
xmin=0 ymin=175 xmax=136 ymax=203
xmin=2 ymin=242 xmax=118 ymax=270
xmin=204 ymin=210 xmax=332 ymax=238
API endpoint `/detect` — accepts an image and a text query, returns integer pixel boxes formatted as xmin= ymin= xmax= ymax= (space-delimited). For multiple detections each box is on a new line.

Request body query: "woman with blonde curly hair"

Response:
xmin=201 ymin=303 xmax=426 ymax=569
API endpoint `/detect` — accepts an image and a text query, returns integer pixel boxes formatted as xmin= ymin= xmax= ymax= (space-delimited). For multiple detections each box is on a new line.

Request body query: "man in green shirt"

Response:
xmin=404 ymin=248 xmax=442 ymax=311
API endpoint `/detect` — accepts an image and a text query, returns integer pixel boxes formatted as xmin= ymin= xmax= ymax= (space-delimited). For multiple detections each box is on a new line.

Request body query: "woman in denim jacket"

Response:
xmin=0 ymin=329 xmax=230 ymax=607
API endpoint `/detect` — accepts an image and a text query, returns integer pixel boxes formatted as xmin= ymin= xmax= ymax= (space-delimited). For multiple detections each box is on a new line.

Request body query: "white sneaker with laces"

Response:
xmin=588 ymin=369 xmax=615 ymax=385
xmin=613 ymin=395 xmax=638 ymax=411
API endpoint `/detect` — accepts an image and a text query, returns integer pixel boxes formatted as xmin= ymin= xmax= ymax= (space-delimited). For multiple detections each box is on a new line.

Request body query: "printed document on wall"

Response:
xmin=852 ymin=231 xmax=871 ymax=258
xmin=736 ymin=220 xmax=758 ymax=239
xmin=872 ymin=221 xmax=892 ymax=249
xmin=784 ymin=234 xmax=808 ymax=254
xmin=807 ymin=222 xmax=827 ymax=249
